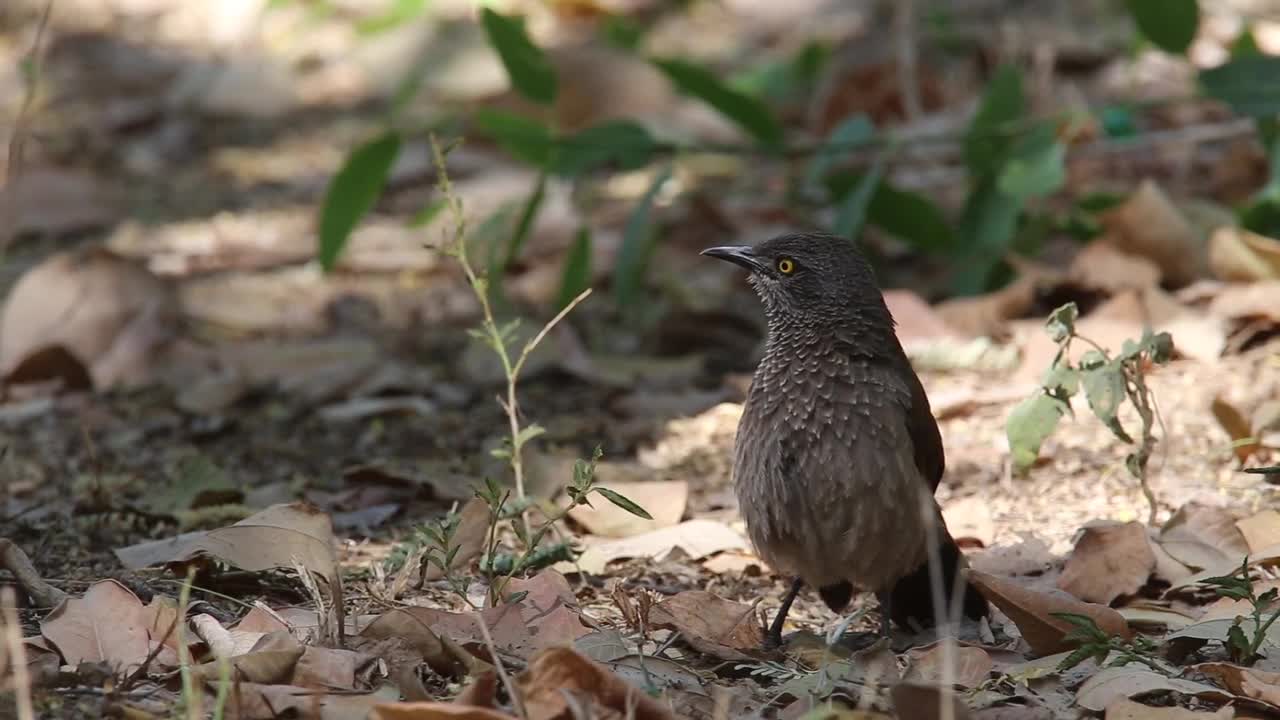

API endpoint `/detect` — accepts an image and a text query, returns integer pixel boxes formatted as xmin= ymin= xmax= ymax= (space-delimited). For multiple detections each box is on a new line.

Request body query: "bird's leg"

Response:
xmin=765 ymin=577 xmax=804 ymax=650
xmin=876 ymin=590 xmax=895 ymax=644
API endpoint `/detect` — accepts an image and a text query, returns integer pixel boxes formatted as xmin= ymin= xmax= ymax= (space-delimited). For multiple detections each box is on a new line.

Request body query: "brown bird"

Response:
xmin=702 ymin=232 xmax=987 ymax=648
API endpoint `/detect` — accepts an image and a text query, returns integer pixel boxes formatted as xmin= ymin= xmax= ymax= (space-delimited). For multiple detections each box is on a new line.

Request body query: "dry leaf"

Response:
xmin=648 ymin=591 xmax=763 ymax=661
xmin=1069 ymin=239 xmax=1163 ymax=293
xmin=1236 ymin=511 xmax=1280 ymax=554
xmin=970 ymin=570 xmax=1131 ymax=657
xmin=702 ymin=551 xmax=763 ymax=575
xmin=1208 ymin=281 xmax=1280 ymax=322
xmin=567 ymin=480 xmax=687 ymax=538
xmin=0 ymin=247 xmax=178 ymax=390
xmin=1101 ymin=180 xmax=1204 ymax=287
xmin=0 ymin=167 xmax=119 ymax=238
xmin=370 ymin=704 xmax=516 ymax=720
xmin=1194 ymin=663 xmax=1280 ymax=707
xmin=40 ymin=579 xmax=180 ymax=673
xmin=890 ymin=683 xmax=972 ymax=720
xmin=210 ymin=680 xmax=398 ymax=719
xmin=1104 ymin=698 xmax=1234 ymax=718
xmin=1211 ymin=396 xmax=1261 ymax=463
xmin=518 ymin=647 xmax=677 ymax=720
xmin=970 ymin=536 xmax=1057 ymax=577
xmin=883 ymin=289 xmax=961 ymax=348
xmin=1076 ymin=666 xmax=1235 ymax=713
xmin=1160 ymin=503 xmax=1250 ymax=570
xmin=114 ymin=502 xmax=337 ymax=583
xmin=1057 ymin=522 xmax=1156 ymax=605
xmin=903 ymin=640 xmax=994 ymax=688
xmin=1208 ymin=227 xmax=1280 ymax=282
xmin=943 ymin=496 xmax=996 ymax=547
xmin=562 ymin=519 xmax=748 ymax=574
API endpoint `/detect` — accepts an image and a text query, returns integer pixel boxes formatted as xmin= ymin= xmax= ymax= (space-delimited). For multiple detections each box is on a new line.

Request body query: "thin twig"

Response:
xmin=1 ymin=587 xmax=35 ymax=720
xmin=474 ymin=611 xmax=525 ymax=719
xmin=1 ymin=0 xmax=53 ymax=254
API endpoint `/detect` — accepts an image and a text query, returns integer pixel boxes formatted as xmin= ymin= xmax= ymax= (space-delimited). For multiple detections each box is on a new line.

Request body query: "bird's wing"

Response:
xmin=905 ymin=367 xmax=945 ymax=492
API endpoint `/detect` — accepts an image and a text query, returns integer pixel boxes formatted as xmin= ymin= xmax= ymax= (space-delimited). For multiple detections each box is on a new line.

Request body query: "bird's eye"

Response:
xmin=777 ymin=258 xmax=795 ymax=275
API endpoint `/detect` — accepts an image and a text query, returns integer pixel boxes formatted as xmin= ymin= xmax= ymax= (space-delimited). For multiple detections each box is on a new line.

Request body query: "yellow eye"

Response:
xmin=777 ymin=258 xmax=795 ymax=274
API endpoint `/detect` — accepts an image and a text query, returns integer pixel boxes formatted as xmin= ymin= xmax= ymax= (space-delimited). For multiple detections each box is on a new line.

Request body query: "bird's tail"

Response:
xmin=886 ymin=533 xmax=988 ymax=630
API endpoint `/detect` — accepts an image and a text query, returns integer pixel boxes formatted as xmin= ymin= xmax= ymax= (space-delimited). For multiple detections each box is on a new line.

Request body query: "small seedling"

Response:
xmin=422 ymin=134 xmax=651 ymax=607
xmin=1053 ymin=612 xmax=1171 ymax=674
xmin=1007 ymin=302 xmax=1172 ymax=523
xmin=1201 ymin=557 xmax=1280 ymax=665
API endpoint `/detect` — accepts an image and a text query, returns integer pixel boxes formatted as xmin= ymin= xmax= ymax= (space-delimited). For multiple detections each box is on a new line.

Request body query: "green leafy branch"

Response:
xmin=1006 ymin=303 xmax=1172 ymax=524
xmin=1053 ymin=612 xmax=1172 ymax=674
xmin=1201 ymin=557 xmax=1280 ymax=665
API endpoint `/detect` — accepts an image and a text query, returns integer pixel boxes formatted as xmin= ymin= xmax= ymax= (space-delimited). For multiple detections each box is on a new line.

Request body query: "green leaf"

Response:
xmin=357 ymin=0 xmax=430 ymax=35
xmin=318 ymin=131 xmax=401 ymax=272
xmin=513 ymin=423 xmax=546 ymax=449
xmin=552 ymin=121 xmax=657 ymax=176
xmin=833 ymin=154 xmax=884 ymax=240
xmin=1081 ymin=361 xmax=1132 ymax=443
xmin=613 ymin=165 xmax=672 ymax=308
xmin=953 ymin=178 xmax=1022 ymax=294
xmin=964 ymin=65 xmax=1025 ymax=177
xmin=1125 ymin=0 xmax=1199 ymax=55
xmin=480 ymin=8 xmax=557 ymax=105
xmin=504 ymin=172 xmax=546 ymax=267
xmin=805 ymin=114 xmax=874 ymax=190
xmin=998 ymin=125 xmax=1066 ymax=200
xmin=826 ymin=173 xmax=956 ymax=251
xmin=1046 ymin=303 xmax=1079 ymax=342
xmin=1041 ymin=361 xmax=1079 ymax=397
xmin=595 ymin=487 xmax=654 ymax=519
xmin=475 ymin=109 xmax=553 ymax=166
xmin=1201 ymin=55 xmax=1280 ymax=117
xmin=557 ymin=227 xmax=593 ymax=311
xmin=652 ymin=58 xmax=783 ymax=148
xmin=1007 ymin=392 xmax=1068 ymax=470
xmin=1100 ymin=105 xmax=1138 ymax=138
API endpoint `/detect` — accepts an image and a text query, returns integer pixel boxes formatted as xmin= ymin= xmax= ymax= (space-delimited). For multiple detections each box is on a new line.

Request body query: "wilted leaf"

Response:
xmin=563 ymin=519 xmax=748 ymax=574
xmin=370 ymin=703 xmax=516 ymax=719
xmin=1076 ymin=666 xmax=1234 ymax=713
xmin=1057 ymin=522 xmax=1156 ymax=605
xmin=1105 ymin=699 xmax=1233 ymax=718
xmin=652 ymin=58 xmax=783 ymax=147
xmin=1125 ymin=0 xmax=1200 ymax=54
xmin=648 ymin=591 xmax=763 ymax=661
xmin=1160 ymin=503 xmax=1250 ymax=570
xmin=1210 ymin=395 xmax=1259 ymax=464
xmin=903 ymin=640 xmax=993 ymax=689
xmin=519 ymin=647 xmax=678 ymax=720
xmin=1193 ymin=662 xmax=1280 ymax=707
xmin=114 ymin=502 xmax=337 ymax=583
xmin=319 ymin=131 xmax=401 ymax=272
xmin=969 ymin=570 xmax=1132 ymax=657
xmin=1100 ymin=180 xmax=1203 ymax=288
xmin=1236 ymin=510 xmax=1280 ymax=553
xmin=40 ymin=580 xmax=180 ymax=673
xmin=1007 ymin=393 xmax=1069 ymax=470
xmin=568 ymin=480 xmax=685 ymax=537
xmin=480 ymin=8 xmax=557 ymax=104
xmin=1080 ymin=361 xmax=1132 ymax=442
xmin=891 ymin=683 xmax=972 ymax=720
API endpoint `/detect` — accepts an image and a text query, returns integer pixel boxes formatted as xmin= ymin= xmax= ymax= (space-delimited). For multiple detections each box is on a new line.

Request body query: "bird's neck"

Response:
xmin=761 ymin=303 xmax=901 ymax=363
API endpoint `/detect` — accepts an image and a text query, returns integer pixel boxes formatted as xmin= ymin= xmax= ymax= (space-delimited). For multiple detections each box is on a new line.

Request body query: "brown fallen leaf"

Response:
xmin=943 ymin=496 xmax=996 ymax=547
xmin=890 ymin=683 xmax=972 ymax=720
xmin=1236 ymin=510 xmax=1280 ymax=554
xmin=903 ymin=640 xmax=994 ymax=689
xmin=648 ymin=591 xmax=763 ymax=661
xmin=3 ymin=345 xmax=93 ymax=391
xmin=1104 ymin=698 xmax=1234 ymax=718
xmin=567 ymin=480 xmax=688 ymax=538
xmin=370 ymin=704 xmax=516 ymax=720
xmin=1208 ymin=227 xmax=1280 ymax=282
xmin=970 ymin=570 xmax=1131 ymax=657
xmin=1069 ymin=239 xmax=1163 ymax=293
xmin=1194 ymin=663 xmax=1280 ymax=707
xmin=0 ymin=247 xmax=178 ymax=390
xmin=882 ymin=289 xmax=962 ymax=348
xmin=212 ymin=681 xmax=399 ymax=719
xmin=1100 ymin=179 xmax=1204 ymax=287
xmin=561 ymin=519 xmax=748 ymax=574
xmin=1211 ymin=396 xmax=1261 ymax=464
xmin=1208 ymin=280 xmax=1280 ymax=323
xmin=1159 ymin=503 xmax=1250 ymax=571
xmin=518 ymin=646 xmax=676 ymax=720
xmin=356 ymin=609 xmax=459 ymax=676
xmin=113 ymin=502 xmax=337 ymax=584
xmin=1057 ymin=522 xmax=1156 ymax=606
xmin=40 ymin=579 xmax=182 ymax=673
xmin=0 ymin=167 xmax=119 ymax=238
xmin=1076 ymin=666 xmax=1237 ymax=713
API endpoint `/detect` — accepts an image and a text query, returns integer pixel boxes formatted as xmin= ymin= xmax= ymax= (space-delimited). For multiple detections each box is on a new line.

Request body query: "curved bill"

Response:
xmin=700 ymin=245 xmax=765 ymax=273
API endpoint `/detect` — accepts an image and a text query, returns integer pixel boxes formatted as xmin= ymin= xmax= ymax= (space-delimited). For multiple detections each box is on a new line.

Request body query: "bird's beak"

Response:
xmin=701 ymin=245 xmax=765 ymax=273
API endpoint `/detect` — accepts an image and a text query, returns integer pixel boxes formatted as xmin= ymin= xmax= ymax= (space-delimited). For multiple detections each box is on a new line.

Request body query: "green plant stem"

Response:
xmin=1248 ymin=604 xmax=1280 ymax=659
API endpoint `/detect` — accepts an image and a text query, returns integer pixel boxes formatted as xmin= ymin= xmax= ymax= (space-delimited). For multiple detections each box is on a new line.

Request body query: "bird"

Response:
xmin=702 ymin=231 xmax=988 ymax=648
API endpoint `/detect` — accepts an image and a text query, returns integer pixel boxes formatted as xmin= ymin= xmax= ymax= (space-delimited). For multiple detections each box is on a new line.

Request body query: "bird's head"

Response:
xmin=701 ymin=232 xmax=889 ymax=328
